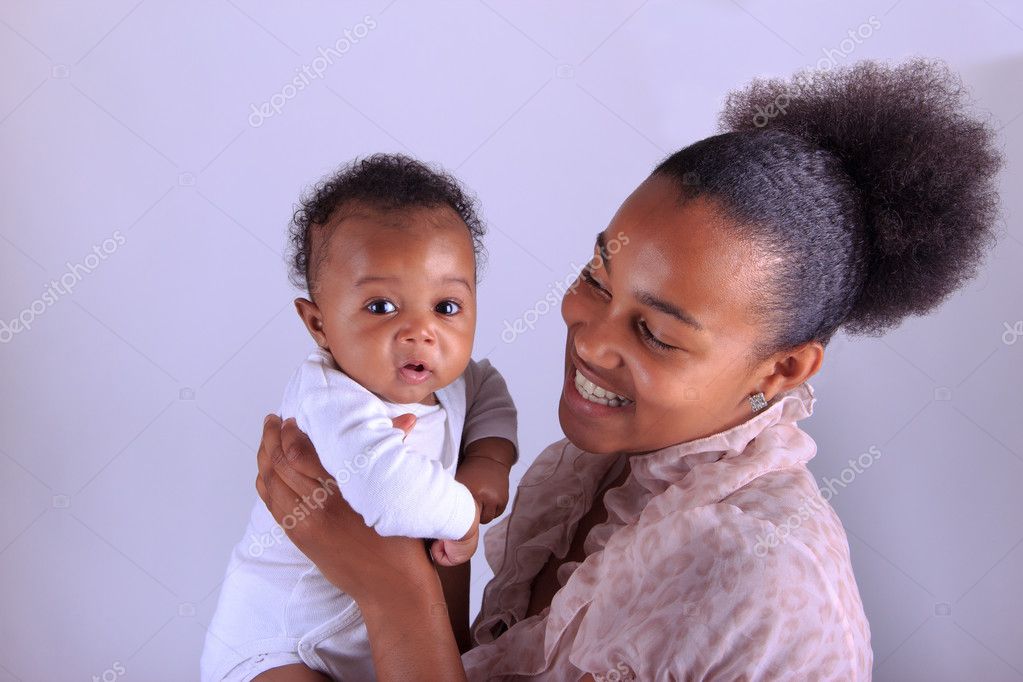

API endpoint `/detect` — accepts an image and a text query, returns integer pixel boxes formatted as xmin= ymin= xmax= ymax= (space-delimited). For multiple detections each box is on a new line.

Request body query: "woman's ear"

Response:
xmin=754 ymin=340 xmax=824 ymax=401
xmin=294 ymin=297 xmax=329 ymax=350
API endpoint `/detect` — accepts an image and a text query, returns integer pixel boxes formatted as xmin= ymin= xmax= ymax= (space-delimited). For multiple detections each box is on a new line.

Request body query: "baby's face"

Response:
xmin=299 ymin=204 xmax=477 ymax=404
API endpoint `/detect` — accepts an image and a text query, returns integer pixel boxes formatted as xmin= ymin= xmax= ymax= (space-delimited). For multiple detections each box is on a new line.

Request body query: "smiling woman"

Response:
xmin=251 ymin=58 xmax=1002 ymax=681
xmin=558 ymin=188 xmax=788 ymax=457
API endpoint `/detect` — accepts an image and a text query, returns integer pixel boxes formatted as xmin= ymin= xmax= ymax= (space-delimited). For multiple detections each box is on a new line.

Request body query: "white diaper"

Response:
xmin=199 ymin=506 xmax=377 ymax=681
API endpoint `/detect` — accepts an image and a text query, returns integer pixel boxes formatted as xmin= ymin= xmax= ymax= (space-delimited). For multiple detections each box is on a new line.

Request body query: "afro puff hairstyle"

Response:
xmin=287 ymin=154 xmax=486 ymax=294
xmin=654 ymin=58 xmax=1004 ymax=362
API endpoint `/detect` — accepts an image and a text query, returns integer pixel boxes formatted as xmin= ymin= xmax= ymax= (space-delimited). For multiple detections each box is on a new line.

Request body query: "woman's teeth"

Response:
xmin=573 ymin=369 xmax=633 ymax=407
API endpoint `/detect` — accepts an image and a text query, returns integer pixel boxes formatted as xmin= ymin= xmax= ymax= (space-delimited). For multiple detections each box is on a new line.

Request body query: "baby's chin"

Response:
xmin=372 ymin=384 xmax=434 ymax=405
xmin=376 ymin=372 xmax=449 ymax=405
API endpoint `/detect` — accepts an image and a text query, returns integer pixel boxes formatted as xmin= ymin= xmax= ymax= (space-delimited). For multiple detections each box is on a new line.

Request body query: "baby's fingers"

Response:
xmin=391 ymin=413 xmax=417 ymax=439
xmin=480 ymin=502 xmax=497 ymax=525
xmin=430 ymin=540 xmax=454 ymax=566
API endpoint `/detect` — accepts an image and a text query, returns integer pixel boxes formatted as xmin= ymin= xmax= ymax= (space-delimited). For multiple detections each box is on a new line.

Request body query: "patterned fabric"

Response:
xmin=462 ymin=382 xmax=872 ymax=681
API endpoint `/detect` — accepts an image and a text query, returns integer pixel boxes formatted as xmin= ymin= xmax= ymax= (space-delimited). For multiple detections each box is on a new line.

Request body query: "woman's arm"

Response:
xmin=360 ymin=572 xmax=467 ymax=680
xmin=256 ymin=415 xmax=468 ymax=681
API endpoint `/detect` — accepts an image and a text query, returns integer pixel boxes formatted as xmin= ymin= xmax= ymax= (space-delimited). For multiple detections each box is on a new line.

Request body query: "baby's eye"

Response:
xmin=435 ymin=300 xmax=461 ymax=315
xmin=366 ymin=300 xmax=396 ymax=315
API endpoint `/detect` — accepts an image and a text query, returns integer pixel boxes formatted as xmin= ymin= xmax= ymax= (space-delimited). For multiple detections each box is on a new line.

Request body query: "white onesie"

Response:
xmin=200 ymin=348 xmax=518 ymax=682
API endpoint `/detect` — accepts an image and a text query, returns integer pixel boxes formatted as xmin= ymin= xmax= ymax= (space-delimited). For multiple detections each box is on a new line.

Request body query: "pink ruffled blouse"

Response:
xmin=462 ymin=382 xmax=872 ymax=681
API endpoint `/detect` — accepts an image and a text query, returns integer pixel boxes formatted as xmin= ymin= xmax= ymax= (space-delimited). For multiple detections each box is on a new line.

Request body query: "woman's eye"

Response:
xmin=581 ymin=267 xmax=610 ymax=297
xmin=366 ymin=300 xmax=397 ymax=315
xmin=639 ymin=320 xmax=677 ymax=351
xmin=435 ymin=300 xmax=461 ymax=315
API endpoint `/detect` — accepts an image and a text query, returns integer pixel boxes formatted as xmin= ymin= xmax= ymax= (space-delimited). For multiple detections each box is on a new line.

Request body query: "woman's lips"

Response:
xmin=569 ymin=349 xmax=633 ymax=401
xmin=562 ymin=358 xmax=635 ymax=417
xmin=398 ymin=363 xmax=433 ymax=385
xmin=572 ymin=369 xmax=633 ymax=406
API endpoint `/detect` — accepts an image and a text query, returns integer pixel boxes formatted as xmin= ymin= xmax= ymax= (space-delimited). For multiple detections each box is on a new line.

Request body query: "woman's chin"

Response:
xmin=558 ymin=397 xmax=621 ymax=454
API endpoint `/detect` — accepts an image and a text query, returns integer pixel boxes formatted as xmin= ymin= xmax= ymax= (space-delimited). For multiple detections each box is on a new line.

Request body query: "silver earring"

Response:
xmin=749 ymin=392 xmax=768 ymax=413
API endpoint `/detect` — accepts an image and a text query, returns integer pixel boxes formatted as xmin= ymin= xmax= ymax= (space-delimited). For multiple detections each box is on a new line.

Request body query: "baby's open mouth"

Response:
xmin=398 ymin=361 xmax=433 ymax=385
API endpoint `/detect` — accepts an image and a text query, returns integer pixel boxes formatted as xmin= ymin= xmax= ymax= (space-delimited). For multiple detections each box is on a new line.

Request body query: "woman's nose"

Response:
xmin=573 ymin=316 xmax=622 ymax=369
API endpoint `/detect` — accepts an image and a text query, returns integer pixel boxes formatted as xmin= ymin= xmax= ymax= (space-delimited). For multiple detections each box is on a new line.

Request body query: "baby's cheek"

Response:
xmin=449 ymin=332 xmax=476 ymax=370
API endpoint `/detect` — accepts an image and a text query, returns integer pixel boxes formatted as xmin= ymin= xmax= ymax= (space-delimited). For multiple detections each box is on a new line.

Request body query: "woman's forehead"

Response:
xmin=598 ymin=178 xmax=763 ymax=333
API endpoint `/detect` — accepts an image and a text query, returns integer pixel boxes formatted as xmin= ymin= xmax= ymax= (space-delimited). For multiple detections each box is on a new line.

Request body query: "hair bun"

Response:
xmin=718 ymin=58 xmax=1003 ymax=336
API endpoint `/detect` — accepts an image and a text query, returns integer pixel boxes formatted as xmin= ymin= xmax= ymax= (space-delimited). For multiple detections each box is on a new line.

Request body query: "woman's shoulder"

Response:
xmin=720 ymin=464 xmax=852 ymax=558
xmin=570 ymin=490 xmax=872 ymax=679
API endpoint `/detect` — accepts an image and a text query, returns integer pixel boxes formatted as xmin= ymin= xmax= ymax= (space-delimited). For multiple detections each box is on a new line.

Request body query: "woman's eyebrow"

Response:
xmin=635 ymin=291 xmax=705 ymax=331
xmin=594 ymin=232 xmax=704 ymax=331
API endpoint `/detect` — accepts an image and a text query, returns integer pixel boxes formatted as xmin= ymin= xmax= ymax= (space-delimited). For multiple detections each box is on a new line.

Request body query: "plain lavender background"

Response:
xmin=1 ymin=1 xmax=1021 ymax=680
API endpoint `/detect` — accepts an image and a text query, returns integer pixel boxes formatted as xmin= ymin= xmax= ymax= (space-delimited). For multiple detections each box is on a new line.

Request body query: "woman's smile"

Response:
xmin=572 ymin=369 xmax=633 ymax=406
xmin=561 ymin=351 xmax=637 ymax=420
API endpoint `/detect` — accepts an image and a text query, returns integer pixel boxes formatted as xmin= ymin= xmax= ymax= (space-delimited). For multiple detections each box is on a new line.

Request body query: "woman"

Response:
xmin=251 ymin=59 xmax=1002 ymax=680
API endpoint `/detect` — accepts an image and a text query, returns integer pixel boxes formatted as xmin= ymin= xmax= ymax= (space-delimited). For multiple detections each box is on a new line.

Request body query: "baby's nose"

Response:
xmin=401 ymin=325 xmax=436 ymax=344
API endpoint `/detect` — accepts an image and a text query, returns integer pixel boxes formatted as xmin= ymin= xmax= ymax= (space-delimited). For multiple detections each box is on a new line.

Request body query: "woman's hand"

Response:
xmin=256 ymin=413 xmax=469 ymax=680
xmin=255 ymin=414 xmax=436 ymax=605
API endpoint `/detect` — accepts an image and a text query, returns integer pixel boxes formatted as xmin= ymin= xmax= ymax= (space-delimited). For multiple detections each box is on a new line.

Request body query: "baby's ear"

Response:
xmin=293 ymin=297 xmax=328 ymax=350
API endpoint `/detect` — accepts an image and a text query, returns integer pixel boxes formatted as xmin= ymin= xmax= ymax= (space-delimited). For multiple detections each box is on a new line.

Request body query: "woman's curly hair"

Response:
xmin=288 ymin=154 xmax=487 ymax=292
xmin=654 ymin=58 xmax=1004 ymax=361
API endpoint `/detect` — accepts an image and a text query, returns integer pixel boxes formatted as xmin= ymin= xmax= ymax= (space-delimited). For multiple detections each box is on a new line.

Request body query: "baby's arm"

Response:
xmin=461 ymin=358 xmax=519 ymax=466
xmin=286 ymin=353 xmax=477 ymax=541
xmin=458 ymin=358 xmax=519 ymax=522
xmin=431 ymin=359 xmax=519 ymax=564
xmin=457 ymin=438 xmax=514 ymax=523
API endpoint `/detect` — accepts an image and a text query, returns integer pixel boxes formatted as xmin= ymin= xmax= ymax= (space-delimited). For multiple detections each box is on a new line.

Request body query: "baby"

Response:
xmin=201 ymin=155 xmax=518 ymax=681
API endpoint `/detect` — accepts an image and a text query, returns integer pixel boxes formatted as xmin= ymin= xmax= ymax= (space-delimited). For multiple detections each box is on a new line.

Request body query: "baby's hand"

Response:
xmin=455 ymin=455 xmax=510 ymax=524
xmin=430 ymin=500 xmax=481 ymax=566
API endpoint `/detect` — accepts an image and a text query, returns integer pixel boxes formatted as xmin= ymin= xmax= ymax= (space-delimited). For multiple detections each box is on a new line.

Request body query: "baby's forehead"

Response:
xmin=313 ymin=206 xmax=477 ymax=287
xmin=332 ymin=201 xmax=464 ymax=229
xmin=317 ymin=204 xmax=465 ymax=250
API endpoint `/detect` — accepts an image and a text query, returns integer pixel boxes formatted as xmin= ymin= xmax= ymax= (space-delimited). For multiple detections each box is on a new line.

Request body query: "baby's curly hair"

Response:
xmin=655 ymin=58 xmax=1004 ymax=362
xmin=288 ymin=154 xmax=487 ymax=292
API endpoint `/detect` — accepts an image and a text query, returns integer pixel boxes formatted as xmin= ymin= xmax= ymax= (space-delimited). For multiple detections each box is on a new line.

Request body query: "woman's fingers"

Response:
xmin=257 ymin=414 xmax=317 ymax=525
xmin=281 ymin=418 xmax=331 ymax=480
xmin=254 ymin=471 xmax=267 ymax=506
xmin=258 ymin=415 xmax=325 ymax=495
xmin=258 ymin=414 xmax=284 ymax=496
xmin=264 ymin=467 xmax=298 ymax=524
